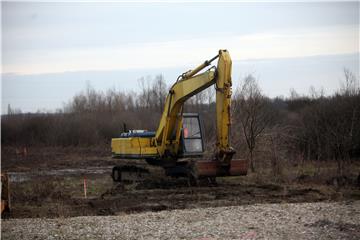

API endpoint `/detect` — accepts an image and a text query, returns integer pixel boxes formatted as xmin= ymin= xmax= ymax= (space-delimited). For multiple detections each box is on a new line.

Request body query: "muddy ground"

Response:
xmin=2 ymin=146 xmax=360 ymax=219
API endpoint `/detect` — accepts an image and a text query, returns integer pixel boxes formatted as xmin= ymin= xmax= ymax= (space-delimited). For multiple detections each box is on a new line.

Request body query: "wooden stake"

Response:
xmin=83 ymin=176 xmax=87 ymax=199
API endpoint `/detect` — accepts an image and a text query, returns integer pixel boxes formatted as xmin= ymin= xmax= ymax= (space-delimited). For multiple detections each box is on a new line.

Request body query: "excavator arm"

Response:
xmin=154 ymin=63 xmax=216 ymax=157
xmin=155 ymin=50 xmax=235 ymax=163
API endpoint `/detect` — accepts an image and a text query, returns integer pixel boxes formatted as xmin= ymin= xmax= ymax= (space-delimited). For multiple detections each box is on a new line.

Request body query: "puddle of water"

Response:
xmin=8 ymin=172 xmax=31 ymax=183
xmin=8 ymin=166 xmax=113 ymax=183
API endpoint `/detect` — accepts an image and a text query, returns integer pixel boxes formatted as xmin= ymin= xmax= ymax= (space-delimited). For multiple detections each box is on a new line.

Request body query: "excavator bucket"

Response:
xmin=193 ymin=159 xmax=247 ymax=178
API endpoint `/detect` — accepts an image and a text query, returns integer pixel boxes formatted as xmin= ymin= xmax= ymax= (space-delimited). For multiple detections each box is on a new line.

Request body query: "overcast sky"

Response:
xmin=1 ymin=2 xmax=359 ymax=113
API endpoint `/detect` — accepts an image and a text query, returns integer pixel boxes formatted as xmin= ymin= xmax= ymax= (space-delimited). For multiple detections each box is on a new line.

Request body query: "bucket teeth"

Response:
xmin=193 ymin=159 xmax=247 ymax=178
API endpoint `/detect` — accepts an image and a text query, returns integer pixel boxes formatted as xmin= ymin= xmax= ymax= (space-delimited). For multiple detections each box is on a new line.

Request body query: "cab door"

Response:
xmin=182 ymin=113 xmax=204 ymax=156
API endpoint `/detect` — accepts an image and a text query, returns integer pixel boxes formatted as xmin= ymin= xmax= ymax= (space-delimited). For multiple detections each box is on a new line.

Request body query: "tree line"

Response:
xmin=2 ymin=70 xmax=359 ymax=174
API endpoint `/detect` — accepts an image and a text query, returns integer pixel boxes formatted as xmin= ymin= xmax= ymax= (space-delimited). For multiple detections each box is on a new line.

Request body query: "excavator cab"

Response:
xmin=181 ymin=113 xmax=204 ymax=156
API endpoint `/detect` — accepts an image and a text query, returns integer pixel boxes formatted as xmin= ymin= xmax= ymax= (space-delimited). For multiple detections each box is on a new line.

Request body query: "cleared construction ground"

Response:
xmin=2 ymin=147 xmax=360 ymax=239
xmin=3 ymin=201 xmax=360 ymax=240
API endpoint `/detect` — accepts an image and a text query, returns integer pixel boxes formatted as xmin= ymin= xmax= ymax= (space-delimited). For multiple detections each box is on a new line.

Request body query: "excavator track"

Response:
xmin=112 ymin=165 xmax=150 ymax=183
xmin=111 ymin=158 xmax=247 ymax=187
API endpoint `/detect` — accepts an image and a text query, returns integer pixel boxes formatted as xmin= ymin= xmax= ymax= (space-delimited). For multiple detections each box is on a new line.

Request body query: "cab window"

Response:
xmin=183 ymin=116 xmax=203 ymax=153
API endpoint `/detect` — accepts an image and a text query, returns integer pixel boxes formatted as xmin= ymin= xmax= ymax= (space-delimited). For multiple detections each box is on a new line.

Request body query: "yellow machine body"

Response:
xmin=111 ymin=137 xmax=157 ymax=159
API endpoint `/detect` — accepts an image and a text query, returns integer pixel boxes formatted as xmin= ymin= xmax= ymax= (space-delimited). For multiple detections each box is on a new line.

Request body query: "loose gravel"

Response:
xmin=2 ymin=201 xmax=360 ymax=240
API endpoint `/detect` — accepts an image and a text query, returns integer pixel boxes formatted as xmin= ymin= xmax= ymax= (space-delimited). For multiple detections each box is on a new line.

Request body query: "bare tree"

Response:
xmin=289 ymin=88 xmax=300 ymax=100
xmin=340 ymin=68 xmax=359 ymax=96
xmin=137 ymin=76 xmax=152 ymax=109
xmin=233 ymin=74 xmax=274 ymax=172
xmin=298 ymin=69 xmax=360 ymax=176
xmin=151 ymin=74 xmax=167 ymax=112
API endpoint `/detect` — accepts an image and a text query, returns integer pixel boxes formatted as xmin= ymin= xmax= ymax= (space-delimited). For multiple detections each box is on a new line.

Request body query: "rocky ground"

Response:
xmin=2 ymin=201 xmax=360 ymax=240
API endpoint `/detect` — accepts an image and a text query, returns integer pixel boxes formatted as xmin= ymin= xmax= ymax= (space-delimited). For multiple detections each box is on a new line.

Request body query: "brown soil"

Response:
xmin=2 ymin=146 xmax=360 ymax=219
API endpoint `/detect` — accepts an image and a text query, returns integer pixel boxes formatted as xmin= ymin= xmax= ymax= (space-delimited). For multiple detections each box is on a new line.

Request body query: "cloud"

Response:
xmin=3 ymin=24 xmax=359 ymax=75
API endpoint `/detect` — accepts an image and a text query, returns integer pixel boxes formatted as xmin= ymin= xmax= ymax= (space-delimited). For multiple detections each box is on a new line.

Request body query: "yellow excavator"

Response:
xmin=111 ymin=50 xmax=247 ymax=184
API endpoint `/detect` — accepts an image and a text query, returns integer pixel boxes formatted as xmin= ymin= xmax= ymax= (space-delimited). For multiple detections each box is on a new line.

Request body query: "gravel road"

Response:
xmin=2 ymin=201 xmax=359 ymax=240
